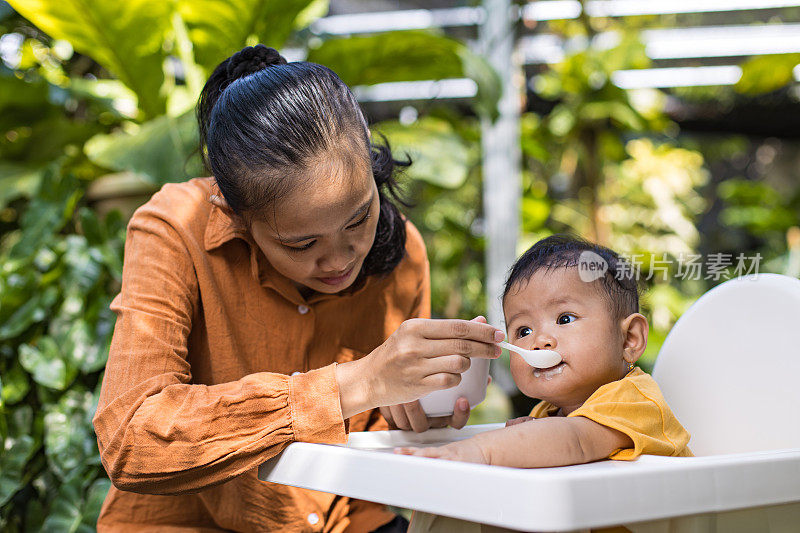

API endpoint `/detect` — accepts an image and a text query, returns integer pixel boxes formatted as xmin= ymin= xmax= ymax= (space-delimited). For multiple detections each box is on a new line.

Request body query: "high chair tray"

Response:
xmin=257 ymin=423 xmax=800 ymax=531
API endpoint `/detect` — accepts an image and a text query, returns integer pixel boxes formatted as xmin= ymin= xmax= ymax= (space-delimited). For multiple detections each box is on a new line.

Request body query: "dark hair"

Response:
xmin=197 ymin=44 xmax=410 ymax=277
xmin=504 ymin=234 xmax=639 ymax=319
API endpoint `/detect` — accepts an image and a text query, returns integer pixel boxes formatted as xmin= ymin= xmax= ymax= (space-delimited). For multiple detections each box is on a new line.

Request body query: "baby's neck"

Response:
xmin=553 ymin=368 xmax=632 ymax=416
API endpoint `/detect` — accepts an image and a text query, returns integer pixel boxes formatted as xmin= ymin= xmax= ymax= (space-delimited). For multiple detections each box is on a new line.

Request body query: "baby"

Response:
xmin=397 ymin=234 xmax=692 ymax=467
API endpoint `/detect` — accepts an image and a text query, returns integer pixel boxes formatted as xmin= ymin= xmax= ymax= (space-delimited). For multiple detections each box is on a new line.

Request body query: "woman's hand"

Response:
xmin=379 ymin=396 xmax=471 ymax=433
xmin=336 ymin=317 xmax=503 ymax=419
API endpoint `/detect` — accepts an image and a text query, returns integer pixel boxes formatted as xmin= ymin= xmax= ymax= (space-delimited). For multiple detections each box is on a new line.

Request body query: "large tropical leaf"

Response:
xmin=8 ymin=0 xmax=172 ymax=118
xmin=84 ymin=111 xmax=203 ymax=184
xmin=0 ymin=407 xmax=37 ymax=507
xmin=372 ymin=117 xmax=476 ymax=189
xmin=735 ymin=54 xmax=800 ymax=96
xmin=44 ymin=390 xmax=99 ymax=481
xmin=42 ymin=476 xmax=111 ymax=533
xmin=307 ymin=31 xmax=500 ymax=118
xmin=0 ymin=163 xmax=43 ymax=211
xmin=179 ymin=0 xmax=327 ymax=73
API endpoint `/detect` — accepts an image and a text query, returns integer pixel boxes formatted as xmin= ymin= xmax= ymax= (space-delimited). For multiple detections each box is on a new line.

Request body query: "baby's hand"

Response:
xmin=394 ymin=440 xmax=489 ymax=464
xmin=505 ymin=416 xmax=535 ymax=427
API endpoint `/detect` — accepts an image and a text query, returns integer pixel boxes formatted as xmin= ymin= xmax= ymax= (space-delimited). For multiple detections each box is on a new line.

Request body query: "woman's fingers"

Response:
xmin=402 ymin=318 xmax=504 ymax=344
xmin=421 ymin=354 xmax=471 ymax=376
xmin=427 ymin=416 xmax=452 ymax=429
xmin=447 ymin=397 xmax=470 ymax=429
xmin=402 ymin=401 xmax=431 ymax=433
xmin=389 ymin=404 xmax=411 ymax=431
xmin=419 ymin=371 xmax=462 ymax=391
xmin=409 ymin=339 xmax=500 ymax=360
xmin=368 ymin=317 xmax=504 ymax=409
xmin=379 ymin=406 xmax=396 ymax=429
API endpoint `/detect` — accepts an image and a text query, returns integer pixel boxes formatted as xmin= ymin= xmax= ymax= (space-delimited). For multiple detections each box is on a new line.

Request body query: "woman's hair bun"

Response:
xmin=226 ymin=44 xmax=287 ymax=81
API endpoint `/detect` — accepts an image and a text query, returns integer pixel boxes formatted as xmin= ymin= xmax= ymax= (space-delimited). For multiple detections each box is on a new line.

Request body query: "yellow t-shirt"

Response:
xmin=530 ymin=367 xmax=693 ymax=459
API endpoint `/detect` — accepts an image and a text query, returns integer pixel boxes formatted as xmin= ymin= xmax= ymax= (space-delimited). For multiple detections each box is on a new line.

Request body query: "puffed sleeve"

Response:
xmin=567 ymin=371 xmax=692 ymax=460
xmin=92 ymin=207 xmax=346 ymax=495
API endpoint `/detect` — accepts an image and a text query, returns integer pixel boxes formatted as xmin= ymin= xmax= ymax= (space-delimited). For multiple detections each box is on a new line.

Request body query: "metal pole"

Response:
xmin=478 ymin=0 xmax=522 ymax=393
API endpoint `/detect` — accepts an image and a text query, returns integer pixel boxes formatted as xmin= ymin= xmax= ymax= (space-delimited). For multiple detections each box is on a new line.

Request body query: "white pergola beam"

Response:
xmin=312 ymin=1 xmax=800 ymax=37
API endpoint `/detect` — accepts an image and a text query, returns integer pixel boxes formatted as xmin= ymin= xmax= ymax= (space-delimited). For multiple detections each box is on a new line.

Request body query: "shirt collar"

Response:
xmin=203 ymin=203 xmax=249 ymax=252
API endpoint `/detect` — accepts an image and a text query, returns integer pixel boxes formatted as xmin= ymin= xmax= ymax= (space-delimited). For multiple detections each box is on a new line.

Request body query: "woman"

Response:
xmin=92 ymin=45 xmax=503 ymax=532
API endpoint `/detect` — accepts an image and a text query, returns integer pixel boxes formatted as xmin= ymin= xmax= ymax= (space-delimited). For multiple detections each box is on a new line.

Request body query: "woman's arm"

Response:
xmin=95 ymin=209 xmax=501 ymax=495
xmin=93 ymin=208 xmax=347 ymax=495
xmin=396 ymin=416 xmax=634 ymax=467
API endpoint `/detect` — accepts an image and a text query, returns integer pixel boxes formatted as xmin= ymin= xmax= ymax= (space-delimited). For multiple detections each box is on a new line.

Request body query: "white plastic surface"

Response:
xmin=258 ymin=425 xmax=800 ymax=531
xmin=652 ymin=274 xmax=800 ymax=455
xmin=259 ymin=273 xmax=800 ymax=530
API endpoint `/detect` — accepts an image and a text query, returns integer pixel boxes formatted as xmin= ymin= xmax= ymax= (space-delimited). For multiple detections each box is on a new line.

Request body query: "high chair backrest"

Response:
xmin=652 ymin=273 xmax=800 ymax=456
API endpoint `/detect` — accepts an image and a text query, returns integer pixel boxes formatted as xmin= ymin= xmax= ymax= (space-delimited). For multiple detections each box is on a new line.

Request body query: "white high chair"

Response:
xmin=259 ymin=274 xmax=800 ymax=532
xmin=653 ymin=273 xmax=800 ymax=455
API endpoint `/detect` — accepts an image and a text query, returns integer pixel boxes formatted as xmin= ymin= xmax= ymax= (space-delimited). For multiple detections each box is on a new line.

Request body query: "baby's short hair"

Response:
xmin=504 ymin=234 xmax=639 ymax=319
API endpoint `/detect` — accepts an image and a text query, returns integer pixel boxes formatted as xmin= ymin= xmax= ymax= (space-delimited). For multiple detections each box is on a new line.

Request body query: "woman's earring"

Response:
xmin=628 ymin=363 xmax=634 ymax=370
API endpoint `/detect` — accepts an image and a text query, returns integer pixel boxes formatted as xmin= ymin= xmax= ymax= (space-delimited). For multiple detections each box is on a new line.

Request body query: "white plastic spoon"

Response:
xmin=496 ymin=341 xmax=562 ymax=369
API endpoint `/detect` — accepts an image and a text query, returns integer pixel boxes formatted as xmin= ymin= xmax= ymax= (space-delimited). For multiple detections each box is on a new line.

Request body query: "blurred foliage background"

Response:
xmin=1 ymin=0 xmax=799 ymax=529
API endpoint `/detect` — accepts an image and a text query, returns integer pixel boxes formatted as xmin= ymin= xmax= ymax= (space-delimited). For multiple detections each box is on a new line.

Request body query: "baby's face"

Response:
xmin=504 ymin=267 xmax=631 ymax=412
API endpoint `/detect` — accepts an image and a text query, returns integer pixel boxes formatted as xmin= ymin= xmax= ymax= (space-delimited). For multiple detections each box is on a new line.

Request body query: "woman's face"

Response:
xmin=249 ymin=156 xmax=380 ymax=295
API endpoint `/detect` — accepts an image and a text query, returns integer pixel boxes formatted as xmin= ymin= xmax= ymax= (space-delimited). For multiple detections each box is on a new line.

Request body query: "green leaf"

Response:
xmin=84 ymin=478 xmax=112 ymax=526
xmin=0 ymin=406 xmax=37 ymax=506
xmin=179 ymin=0 xmax=324 ymax=73
xmin=77 ymin=207 xmax=105 ymax=246
xmin=372 ymin=117 xmax=476 ymax=189
xmin=8 ymin=0 xmax=172 ymax=118
xmin=579 ymin=101 xmax=646 ymax=131
xmin=60 ymin=235 xmax=103 ymax=292
xmin=0 ymin=286 xmax=58 ymax=341
xmin=0 ymin=435 xmax=36 ymax=506
xmin=67 ymin=78 xmax=139 ymax=120
xmin=307 ymin=31 xmax=500 ymax=117
xmin=44 ymin=390 xmax=98 ymax=481
xmin=521 ymin=196 xmax=550 ymax=232
xmin=9 ymin=169 xmax=81 ymax=259
xmin=457 ymin=47 xmax=502 ymax=120
xmin=294 ymin=0 xmax=329 ymax=29
xmin=19 ymin=336 xmax=77 ymax=390
xmin=0 ymin=360 xmax=30 ymax=405
xmin=41 ymin=476 xmax=110 ymax=533
xmin=59 ymin=319 xmax=106 ymax=373
xmin=735 ymin=54 xmax=800 ymax=96
xmin=0 ymin=70 xmax=50 ymax=111
xmin=84 ymin=111 xmax=203 ymax=184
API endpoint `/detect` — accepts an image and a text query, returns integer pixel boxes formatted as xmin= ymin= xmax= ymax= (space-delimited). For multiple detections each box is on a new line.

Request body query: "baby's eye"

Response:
xmin=516 ymin=326 xmax=532 ymax=338
xmin=557 ymin=313 xmax=576 ymax=325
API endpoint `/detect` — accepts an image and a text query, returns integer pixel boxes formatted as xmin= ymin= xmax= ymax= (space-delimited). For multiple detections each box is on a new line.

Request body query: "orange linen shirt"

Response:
xmin=93 ymin=177 xmax=431 ymax=532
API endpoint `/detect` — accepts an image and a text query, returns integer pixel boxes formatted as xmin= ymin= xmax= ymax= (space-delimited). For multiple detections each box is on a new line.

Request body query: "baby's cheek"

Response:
xmin=509 ymin=353 xmax=537 ymax=395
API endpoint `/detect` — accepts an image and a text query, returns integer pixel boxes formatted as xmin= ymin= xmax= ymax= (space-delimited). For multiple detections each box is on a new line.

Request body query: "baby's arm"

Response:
xmin=395 ymin=416 xmax=633 ymax=467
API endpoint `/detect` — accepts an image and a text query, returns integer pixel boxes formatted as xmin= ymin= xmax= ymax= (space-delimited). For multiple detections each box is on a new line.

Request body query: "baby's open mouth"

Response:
xmin=532 ymin=361 xmax=566 ymax=379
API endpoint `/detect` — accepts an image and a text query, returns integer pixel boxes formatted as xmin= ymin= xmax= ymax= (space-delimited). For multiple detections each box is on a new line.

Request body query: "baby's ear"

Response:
xmin=620 ymin=313 xmax=648 ymax=364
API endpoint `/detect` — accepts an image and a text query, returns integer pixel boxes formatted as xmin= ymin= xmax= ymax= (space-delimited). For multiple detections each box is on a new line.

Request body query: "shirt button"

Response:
xmin=291 ymin=372 xmax=302 ymax=376
xmin=297 ymin=305 xmax=309 ymax=314
xmin=307 ymin=513 xmax=319 ymax=525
